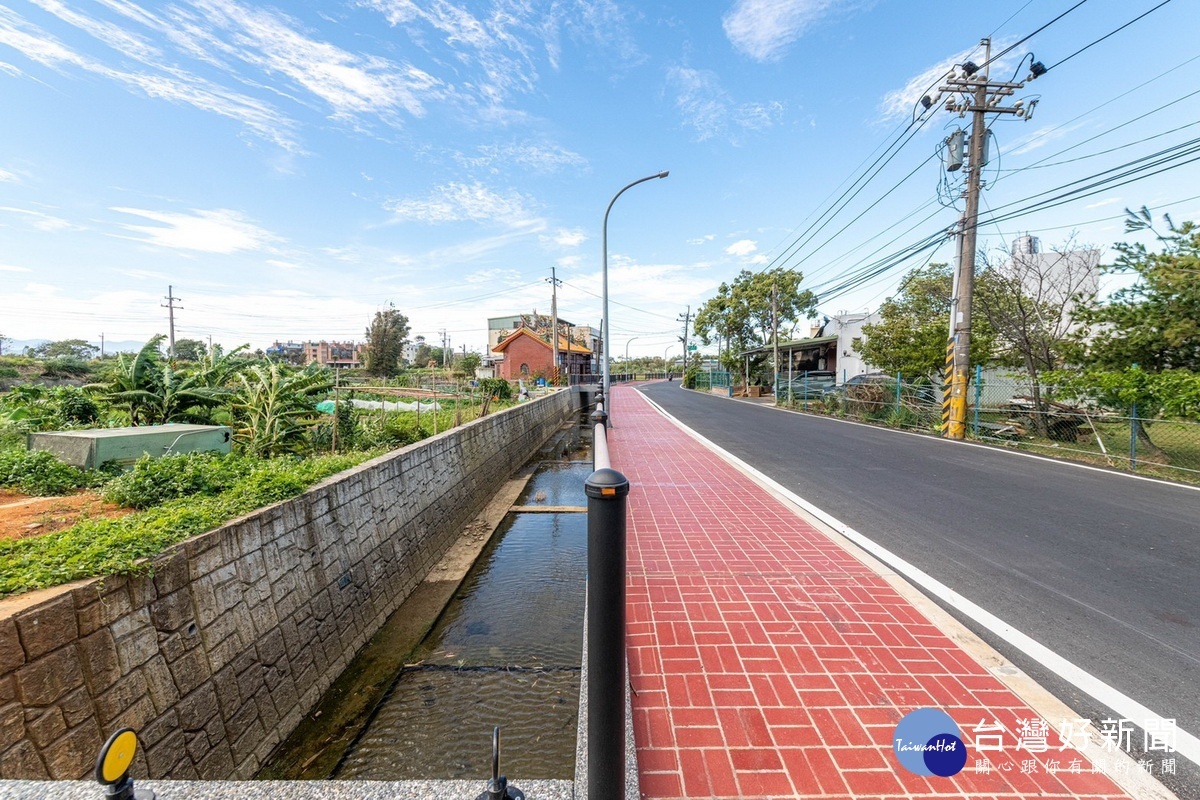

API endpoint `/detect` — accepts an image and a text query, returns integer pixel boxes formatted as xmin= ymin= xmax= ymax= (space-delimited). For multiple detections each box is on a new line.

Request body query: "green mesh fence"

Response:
xmin=772 ymin=370 xmax=1200 ymax=483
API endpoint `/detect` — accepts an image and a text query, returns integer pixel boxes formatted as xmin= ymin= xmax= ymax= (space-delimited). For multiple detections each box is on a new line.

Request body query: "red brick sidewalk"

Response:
xmin=608 ymin=385 xmax=1134 ymax=800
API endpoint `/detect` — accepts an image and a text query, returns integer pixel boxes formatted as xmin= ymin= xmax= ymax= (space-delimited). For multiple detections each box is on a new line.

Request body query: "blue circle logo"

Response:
xmin=893 ymin=708 xmax=967 ymax=777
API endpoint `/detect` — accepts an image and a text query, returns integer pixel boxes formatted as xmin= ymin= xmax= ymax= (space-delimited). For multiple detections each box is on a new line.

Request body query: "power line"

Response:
xmin=1043 ymin=0 xmax=1175 ymax=74
xmin=998 ymin=87 xmax=1200 ymax=175
xmin=979 ymin=0 xmax=1091 ymax=70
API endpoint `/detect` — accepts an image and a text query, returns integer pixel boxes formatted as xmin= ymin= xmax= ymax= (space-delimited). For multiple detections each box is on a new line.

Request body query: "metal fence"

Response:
xmin=691 ymin=370 xmax=732 ymax=392
xmin=774 ymin=371 xmax=1200 ymax=483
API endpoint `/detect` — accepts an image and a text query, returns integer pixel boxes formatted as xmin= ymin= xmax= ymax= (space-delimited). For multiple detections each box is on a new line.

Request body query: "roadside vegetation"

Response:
xmin=687 ymin=211 xmax=1200 ymax=481
xmin=0 ymin=333 xmax=519 ymax=596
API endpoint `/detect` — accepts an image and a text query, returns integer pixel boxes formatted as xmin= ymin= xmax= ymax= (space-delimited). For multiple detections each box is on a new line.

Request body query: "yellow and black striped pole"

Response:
xmin=941 ymin=339 xmax=954 ymax=434
xmin=945 ymin=336 xmax=971 ymax=439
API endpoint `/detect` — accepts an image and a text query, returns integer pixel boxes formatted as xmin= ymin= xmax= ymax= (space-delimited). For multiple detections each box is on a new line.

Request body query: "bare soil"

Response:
xmin=0 ymin=490 xmax=132 ymax=543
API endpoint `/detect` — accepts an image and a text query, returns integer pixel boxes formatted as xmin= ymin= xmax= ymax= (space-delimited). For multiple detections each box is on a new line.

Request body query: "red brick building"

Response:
xmin=491 ymin=328 xmax=591 ymax=381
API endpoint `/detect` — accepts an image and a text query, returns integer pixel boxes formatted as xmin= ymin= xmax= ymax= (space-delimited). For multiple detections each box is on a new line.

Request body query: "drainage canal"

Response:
xmin=268 ymin=419 xmax=593 ymax=781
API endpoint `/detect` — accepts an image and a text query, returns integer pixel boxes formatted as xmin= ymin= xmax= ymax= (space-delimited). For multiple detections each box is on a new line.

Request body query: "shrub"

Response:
xmin=0 ymin=448 xmax=101 ymax=496
xmin=0 ymin=367 xmax=18 ymax=379
xmin=0 ymin=450 xmax=373 ymax=596
xmin=103 ymin=452 xmax=250 ymax=509
xmin=478 ymin=378 xmax=512 ymax=400
xmin=40 ymin=356 xmax=92 ymax=377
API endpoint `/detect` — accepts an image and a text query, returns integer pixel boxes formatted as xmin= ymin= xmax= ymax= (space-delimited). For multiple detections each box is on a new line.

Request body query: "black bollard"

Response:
xmin=585 ymin=466 xmax=629 ymax=800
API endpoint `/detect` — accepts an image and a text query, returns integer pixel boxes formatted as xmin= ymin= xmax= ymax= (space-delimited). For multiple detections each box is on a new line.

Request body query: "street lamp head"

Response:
xmin=657 ymin=170 xmax=670 ymax=179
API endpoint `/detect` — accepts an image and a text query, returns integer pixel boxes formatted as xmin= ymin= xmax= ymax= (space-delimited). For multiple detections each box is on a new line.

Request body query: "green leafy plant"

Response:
xmin=0 ymin=450 xmax=374 ymax=596
xmin=232 ymin=363 xmax=331 ymax=456
xmin=478 ymin=377 xmax=512 ymax=400
xmin=0 ymin=449 xmax=102 ymax=496
xmin=103 ymin=452 xmax=249 ymax=509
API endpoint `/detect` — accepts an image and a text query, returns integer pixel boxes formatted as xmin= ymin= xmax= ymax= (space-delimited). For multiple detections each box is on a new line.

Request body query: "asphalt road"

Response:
xmin=639 ymin=382 xmax=1200 ymax=798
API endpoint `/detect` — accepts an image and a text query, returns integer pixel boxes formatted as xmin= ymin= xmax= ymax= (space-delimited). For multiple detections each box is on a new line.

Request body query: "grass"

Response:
xmin=0 ymin=450 xmax=376 ymax=597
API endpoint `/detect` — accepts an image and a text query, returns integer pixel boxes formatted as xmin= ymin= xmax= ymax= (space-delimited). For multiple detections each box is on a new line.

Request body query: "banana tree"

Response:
xmin=232 ymin=363 xmax=331 ymax=456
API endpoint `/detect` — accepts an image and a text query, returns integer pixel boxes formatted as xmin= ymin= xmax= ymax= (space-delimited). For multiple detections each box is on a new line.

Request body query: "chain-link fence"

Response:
xmin=773 ymin=371 xmax=1200 ymax=483
xmin=970 ymin=376 xmax=1200 ymax=481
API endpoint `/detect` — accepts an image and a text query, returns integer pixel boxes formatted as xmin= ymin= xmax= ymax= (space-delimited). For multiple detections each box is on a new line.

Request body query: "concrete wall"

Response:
xmin=0 ymin=390 xmax=576 ymax=781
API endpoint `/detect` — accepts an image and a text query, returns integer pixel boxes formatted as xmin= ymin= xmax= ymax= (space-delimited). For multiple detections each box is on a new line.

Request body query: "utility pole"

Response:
xmin=439 ymin=329 xmax=448 ymax=367
xmin=771 ymin=278 xmax=780 ymax=391
xmin=99 ymin=332 xmax=105 ymax=358
xmin=162 ymin=285 xmax=182 ymax=359
xmin=547 ymin=266 xmax=562 ymax=384
xmin=207 ymin=334 xmax=213 ymax=356
xmin=938 ymin=38 xmax=1044 ymax=439
xmin=677 ymin=306 xmax=691 ymax=377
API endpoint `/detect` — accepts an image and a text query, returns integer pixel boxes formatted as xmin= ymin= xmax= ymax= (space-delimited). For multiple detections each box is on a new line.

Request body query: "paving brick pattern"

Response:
xmin=609 ymin=386 xmax=1131 ymax=800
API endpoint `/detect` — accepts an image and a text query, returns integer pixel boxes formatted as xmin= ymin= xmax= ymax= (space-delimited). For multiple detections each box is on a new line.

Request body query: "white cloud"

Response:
xmin=361 ymin=0 xmax=642 ymax=108
xmin=723 ymin=0 xmax=846 ymax=62
xmin=725 ymin=239 xmax=758 ymax=257
xmin=385 ymin=181 xmax=541 ymax=228
xmin=553 ymin=228 xmax=587 ymax=247
xmin=557 ymin=254 xmax=582 ymax=269
xmin=687 ymin=234 xmax=716 ymax=245
xmin=464 ymin=267 xmax=521 ymax=284
xmin=266 ymin=258 xmax=302 ymax=269
xmin=0 ymin=6 xmax=303 ymax=151
xmin=1085 ymin=198 xmax=1121 ymax=210
xmin=0 ymin=264 xmax=32 ymax=272
xmin=0 ymin=167 xmax=19 ymax=183
xmin=0 ymin=205 xmax=79 ymax=232
xmin=455 ymin=142 xmax=587 ymax=174
xmin=181 ymin=0 xmax=443 ymax=121
xmin=1008 ymin=122 xmax=1087 ymax=156
xmin=667 ymin=66 xmax=783 ymax=142
xmin=749 ymin=254 xmax=768 ymax=264
xmin=110 ymin=207 xmax=281 ymax=253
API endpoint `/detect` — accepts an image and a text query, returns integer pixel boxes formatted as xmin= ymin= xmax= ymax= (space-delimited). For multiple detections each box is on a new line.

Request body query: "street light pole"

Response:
xmin=625 ymin=336 xmax=639 ymax=375
xmin=603 ymin=171 xmax=669 ymax=410
xmin=663 ymin=345 xmax=674 ymax=377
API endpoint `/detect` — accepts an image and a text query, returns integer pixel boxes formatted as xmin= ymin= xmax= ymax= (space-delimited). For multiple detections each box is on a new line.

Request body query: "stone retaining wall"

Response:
xmin=0 ymin=390 xmax=576 ymax=781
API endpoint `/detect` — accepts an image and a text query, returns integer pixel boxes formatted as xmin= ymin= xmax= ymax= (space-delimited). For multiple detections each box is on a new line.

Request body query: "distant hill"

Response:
xmin=2 ymin=338 xmax=149 ymax=356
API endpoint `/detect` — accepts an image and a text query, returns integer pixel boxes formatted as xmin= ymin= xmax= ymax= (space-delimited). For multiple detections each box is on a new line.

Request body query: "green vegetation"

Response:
xmin=858 ymin=262 xmax=996 ymax=382
xmin=0 ymin=451 xmax=373 ymax=596
xmin=693 ymin=267 xmax=818 ymax=383
xmin=361 ymin=305 xmax=411 ymax=377
xmin=0 ymin=320 xmax=537 ymax=597
xmin=0 ymin=449 xmax=106 ymax=496
xmin=477 ymin=377 xmax=513 ymax=400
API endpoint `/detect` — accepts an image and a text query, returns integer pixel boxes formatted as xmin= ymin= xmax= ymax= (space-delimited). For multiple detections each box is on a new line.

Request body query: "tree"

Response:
xmin=858 ymin=262 xmax=995 ymax=382
xmin=459 ymin=352 xmax=482 ymax=375
xmin=693 ymin=268 xmax=817 ymax=383
xmin=31 ymin=339 xmax=99 ymax=360
xmin=975 ymin=239 xmax=1099 ymax=436
xmin=1054 ymin=211 xmax=1200 ymax=457
xmin=232 ymin=363 xmax=331 ymax=456
xmin=1070 ymin=211 xmax=1200 ymax=372
xmin=361 ymin=305 xmax=410 ymax=377
xmin=173 ymin=338 xmax=207 ymax=362
xmin=87 ymin=334 xmax=224 ymax=425
xmin=412 ymin=336 xmax=431 ymax=367
xmin=0 ymin=333 xmax=11 ymax=356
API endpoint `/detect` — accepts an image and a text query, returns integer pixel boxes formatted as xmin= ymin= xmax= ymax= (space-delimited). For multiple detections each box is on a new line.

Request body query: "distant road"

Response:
xmin=639 ymin=382 xmax=1200 ymax=797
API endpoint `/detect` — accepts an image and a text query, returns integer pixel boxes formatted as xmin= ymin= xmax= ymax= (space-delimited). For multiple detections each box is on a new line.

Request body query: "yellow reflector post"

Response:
xmin=98 ymin=728 xmax=138 ymax=785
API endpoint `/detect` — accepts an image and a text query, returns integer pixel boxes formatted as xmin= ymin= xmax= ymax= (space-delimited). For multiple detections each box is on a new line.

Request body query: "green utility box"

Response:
xmin=27 ymin=424 xmax=233 ymax=470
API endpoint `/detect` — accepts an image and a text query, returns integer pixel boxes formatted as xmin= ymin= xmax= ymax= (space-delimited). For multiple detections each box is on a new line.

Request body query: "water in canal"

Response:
xmin=334 ymin=450 xmax=592 ymax=780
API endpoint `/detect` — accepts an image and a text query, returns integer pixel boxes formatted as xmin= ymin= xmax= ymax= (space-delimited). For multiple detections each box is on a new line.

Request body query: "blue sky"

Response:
xmin=1 ymin=0 xmax=1197 ymax=359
